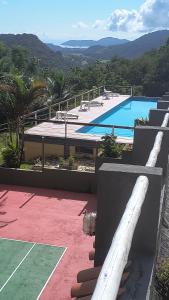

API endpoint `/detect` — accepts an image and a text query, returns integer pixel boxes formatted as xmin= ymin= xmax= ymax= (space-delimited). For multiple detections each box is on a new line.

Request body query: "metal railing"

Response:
xmin=25 ymin=118 xmax=134 ymax=138
xmin=91 ymin=110 xmax=169 ymax=299
xmin=24 ymin=86 xmax=105 ymax=122
xmin=24 ymin=85 xmax=132 ymax=126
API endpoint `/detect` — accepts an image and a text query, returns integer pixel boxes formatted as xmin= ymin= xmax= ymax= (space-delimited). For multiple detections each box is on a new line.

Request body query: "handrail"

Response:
xmin=24 ymin=118 xmax=134 ymax=131
xmin=24 ymin=86 xmax=105 ymax=118
xmin=91 ymin=110 xmax=169 ymax=300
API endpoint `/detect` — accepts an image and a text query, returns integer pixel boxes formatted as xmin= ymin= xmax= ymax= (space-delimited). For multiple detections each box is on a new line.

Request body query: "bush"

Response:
xmin=99 ymin=134 xmax=124 ymax=158
xmin=155 ymin=259 xmax=169 ymax=299
xmin=2 ymin=143 xmax=19 ymax=168
xmin=68 ymin=156 xmax=75 ymax=167
xmin=59 ymin=157 xmax=65 ymax=168
xmin=134 ymin=117 xmax=149 ymax=126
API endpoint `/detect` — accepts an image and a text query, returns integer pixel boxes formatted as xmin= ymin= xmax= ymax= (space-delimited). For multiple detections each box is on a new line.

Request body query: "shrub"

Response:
xmin=59 ymin=157 xmax=65 ymax=168
xmin=99 ymin=134 xmax=124 ymax=158
xmin=134 ymin=117 xmax=149 ymax=126
xmin=68 ymin=156 xmax=75 ymax=167
xmin=155 ymin=259 xmax=169 ymax=299
xmin=2 ymin=143 xmax=19 ymax=168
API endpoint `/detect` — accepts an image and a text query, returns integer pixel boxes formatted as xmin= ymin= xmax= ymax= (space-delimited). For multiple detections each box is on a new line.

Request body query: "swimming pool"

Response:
xmin=77 ymin=97 xmax=157 ymax=138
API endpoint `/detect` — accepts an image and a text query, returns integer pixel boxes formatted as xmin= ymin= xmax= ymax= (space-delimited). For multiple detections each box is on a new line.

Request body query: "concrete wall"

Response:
xmin=94 ymin=163 xmax=162 ymax=266
xmin=149 ymin=109 xmax=169 ymax=126
xmin=157 ymin=100 xmax=169 ymax=109
xmin=132 ymin=126 xmax=169 ymax=173
xmin=0 ymin=167 xmax=97 ymax=193
xmin=24 ymin=140 xmax=98 ymax=160
xmin=24 ymin=141 xmax=64 ymax=160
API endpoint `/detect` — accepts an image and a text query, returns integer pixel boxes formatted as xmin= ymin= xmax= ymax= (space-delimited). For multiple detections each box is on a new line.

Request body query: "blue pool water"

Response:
xmin=77 ymin=97 xmax=157 ymax=138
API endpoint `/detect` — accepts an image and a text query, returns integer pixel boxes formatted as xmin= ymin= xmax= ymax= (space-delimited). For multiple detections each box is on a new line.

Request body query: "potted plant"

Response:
xmin=155 ymin=259 xmax=169 ymax=299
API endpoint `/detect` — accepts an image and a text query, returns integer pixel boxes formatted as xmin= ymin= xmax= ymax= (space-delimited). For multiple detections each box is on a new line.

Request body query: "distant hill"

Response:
xmin=61 ymin=37 xmax=129 ymax=48
xmin=84 ymin=30 xmax=169 ymax=60
xmin=0 ymin=33 xmax=65 ymax=68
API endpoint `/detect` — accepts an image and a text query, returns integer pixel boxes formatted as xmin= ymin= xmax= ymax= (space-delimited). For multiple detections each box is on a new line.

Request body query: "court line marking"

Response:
xmin=0 ymin=237 xmax=65 ymax=249
xmin=0 ymin=243 xmax=36 ymax=293
xmin=36 ymin=247 xmax=67 ymax=300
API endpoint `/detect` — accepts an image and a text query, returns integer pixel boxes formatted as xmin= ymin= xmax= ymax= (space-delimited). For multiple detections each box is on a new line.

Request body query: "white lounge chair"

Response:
xmin=103 ymin=88 xmax=120 ymax=99
xmin=103 ymin=88 xmax=113 ymax=99
xmin=90 ymin=100 xmax=104 ymax=107
xmin=80 ymin=100 xmax=90 ymax=111
xmin=56 ymin=111 xmax=78 ymax=119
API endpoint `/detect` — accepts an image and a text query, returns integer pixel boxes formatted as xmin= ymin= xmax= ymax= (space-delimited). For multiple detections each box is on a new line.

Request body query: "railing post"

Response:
xmin=112 ymin=126 xmax=115 ymax=136
xmin=98 ymin=87 xmax=100 ymax=97
xmin=41 ymin=136 xmax=45 ymax=171
xmin=74 ymin=97 xmax=76 ymax=108
xmin=67 ymin=101 xmax=68 ymax=111
xmin=64 ymin=118 xmax=68 ymax=158
xmin=59 ymin=103 xmax=61 ymax=111
xmin=35 ymin=112 xmax=37 ymax=126
xmin=88 ymin=92 xmax=90 ymax=101
xmin=49 ymin=106 xmax=51 ymax=119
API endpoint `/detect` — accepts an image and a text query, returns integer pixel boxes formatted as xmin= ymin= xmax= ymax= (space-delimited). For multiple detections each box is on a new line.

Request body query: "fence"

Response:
xmin=91 ymin=109 xmax=169 ymax=299
xmin=24 ymin=85 xmax=132 ymax=127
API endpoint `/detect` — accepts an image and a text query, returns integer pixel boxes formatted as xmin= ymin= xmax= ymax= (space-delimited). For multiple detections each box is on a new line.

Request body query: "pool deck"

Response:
xmin=25 ymin=94 xmax=133 ymax=144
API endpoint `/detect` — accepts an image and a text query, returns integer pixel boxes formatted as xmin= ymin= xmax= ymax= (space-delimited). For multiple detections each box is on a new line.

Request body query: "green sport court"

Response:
xmin=0 ymin=238 xmax=66 ymax=300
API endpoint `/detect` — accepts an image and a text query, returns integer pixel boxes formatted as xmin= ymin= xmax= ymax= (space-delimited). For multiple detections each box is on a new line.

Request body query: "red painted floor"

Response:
xmin=0 ymin=184 xmax=96 ymax=300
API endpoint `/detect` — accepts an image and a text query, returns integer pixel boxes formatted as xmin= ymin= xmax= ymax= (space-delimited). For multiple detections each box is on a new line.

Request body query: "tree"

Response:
xmin=0 ymin=74 xmax=47 ymax=166
xmin=47 ymin=70 xmax=69 ymax=103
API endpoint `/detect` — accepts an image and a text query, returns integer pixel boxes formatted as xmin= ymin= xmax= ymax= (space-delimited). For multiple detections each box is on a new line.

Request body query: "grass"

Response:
xmin=20 ymin=163 xmax=33 ymax=170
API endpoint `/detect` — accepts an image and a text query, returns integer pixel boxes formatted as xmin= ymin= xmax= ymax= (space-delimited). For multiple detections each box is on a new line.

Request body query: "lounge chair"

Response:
xmin=103 ymin=88 xmax=120 ymax=99
xmin=79 ymin=100 xmax=90 ymax=111
xmin=103 ymin=88 xmax=113 ymax=99
xmin=90 ymin=100 xmax=104 ymax=107
xmin=56 ymin=111 xmax=78 ymax=119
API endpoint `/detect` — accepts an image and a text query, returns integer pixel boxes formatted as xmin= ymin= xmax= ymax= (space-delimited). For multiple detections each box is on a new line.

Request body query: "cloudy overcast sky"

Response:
xmin=0 ymin=0 xmax=169 ymax=43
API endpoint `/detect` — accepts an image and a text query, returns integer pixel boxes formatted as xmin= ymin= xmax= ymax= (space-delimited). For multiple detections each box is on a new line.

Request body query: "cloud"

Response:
xmin=72 ymin=22 xmax=89 ymax=29
xmin=107 ymin=0 xmax=169 ymax=33
xmin=92 ymin=19 xmax=106 ymax=29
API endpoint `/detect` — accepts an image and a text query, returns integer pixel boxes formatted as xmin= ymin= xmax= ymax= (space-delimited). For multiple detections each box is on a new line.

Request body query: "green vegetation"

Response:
xmin=58 ymin=156 xmax=77 ymax=170
xmin=155 ymin=259 xmax=169 ymax=298
xmin=134 ymin=117 xmax=149 ymax=126
xmin=20 ymin=163 xmax=33 ymax=170
xmin=99 ymin=135 xmax=124 ymax=158
xmin=1 ymin=34 xmax=169 ymax=168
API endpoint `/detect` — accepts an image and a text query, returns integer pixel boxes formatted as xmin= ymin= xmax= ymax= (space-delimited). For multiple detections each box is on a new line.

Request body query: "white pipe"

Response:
xmin=92 ymin=109 xmax=169 ymax=300
xmin=92 ymin=176 xmax=149 ymax=300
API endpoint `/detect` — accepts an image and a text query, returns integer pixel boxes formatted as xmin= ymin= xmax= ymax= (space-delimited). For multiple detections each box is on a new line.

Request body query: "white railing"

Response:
xmin=92 ymin=110 xmax=169 ymax=300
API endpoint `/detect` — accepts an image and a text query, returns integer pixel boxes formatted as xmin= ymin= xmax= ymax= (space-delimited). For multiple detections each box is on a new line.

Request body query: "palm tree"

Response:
xmin=0 ymin=74 xmax=47 ymax=166
xmin=47 ymin=70 xmax=70 ymax=103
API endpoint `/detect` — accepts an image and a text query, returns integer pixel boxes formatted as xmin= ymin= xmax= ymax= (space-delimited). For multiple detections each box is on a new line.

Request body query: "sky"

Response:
xmin=0 ymin=0 xmax=169 ymax=43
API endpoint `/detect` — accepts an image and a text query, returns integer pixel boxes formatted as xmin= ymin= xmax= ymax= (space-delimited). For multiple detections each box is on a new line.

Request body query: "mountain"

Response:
xmin=84 ymin=30 xmax=169 ymax=60
xmin=0 ymin=33 xmax=65 ymax=68
xmin=61 ymin=37 xmax=129 ymax=48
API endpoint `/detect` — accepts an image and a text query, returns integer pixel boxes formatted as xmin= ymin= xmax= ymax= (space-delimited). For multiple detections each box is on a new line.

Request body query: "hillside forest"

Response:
xmin=0 ymin=38 xmax=169 ymax=122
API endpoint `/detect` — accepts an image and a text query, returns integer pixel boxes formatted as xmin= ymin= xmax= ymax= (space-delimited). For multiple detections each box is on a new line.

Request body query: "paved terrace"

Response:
xmin=25 ymin=95 xmax=132 ymax=143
